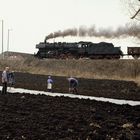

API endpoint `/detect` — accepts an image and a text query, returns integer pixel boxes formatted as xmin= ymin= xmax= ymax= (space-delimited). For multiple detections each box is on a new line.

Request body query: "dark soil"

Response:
xmin=9 ymin=72 xmax=140 ymax=101
xmin=0 ymin=72 xmax=140 ymax=139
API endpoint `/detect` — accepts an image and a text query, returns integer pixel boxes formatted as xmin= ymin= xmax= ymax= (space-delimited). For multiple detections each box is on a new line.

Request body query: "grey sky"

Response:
xmin=0 ymin=0 xmax=138 ymax=54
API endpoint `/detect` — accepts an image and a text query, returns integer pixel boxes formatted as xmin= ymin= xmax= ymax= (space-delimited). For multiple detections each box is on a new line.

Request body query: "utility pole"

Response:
xmin=0 ymin=20 xmax=4 ymax=59
xmin=7 ymin=29 xmax=12 ymax=58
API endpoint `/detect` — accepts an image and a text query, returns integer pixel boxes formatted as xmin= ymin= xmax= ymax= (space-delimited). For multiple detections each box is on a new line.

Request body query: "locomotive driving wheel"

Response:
xmin=132 ymin=54 xmax=140 ymax=59
xmin=67 ymin=53 xmax=74 ymax=59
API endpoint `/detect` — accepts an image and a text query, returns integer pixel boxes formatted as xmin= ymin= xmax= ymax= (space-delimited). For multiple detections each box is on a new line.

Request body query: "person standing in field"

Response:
xmin=47 ymin=76 xmax=53 ymax=92
xmin=67 ymin=77 xmax=78 ymax=94
xmin=1 ymin=67 xmax=9 ymax=94
xmin=8 ymin=71 xmax=15 ymax=88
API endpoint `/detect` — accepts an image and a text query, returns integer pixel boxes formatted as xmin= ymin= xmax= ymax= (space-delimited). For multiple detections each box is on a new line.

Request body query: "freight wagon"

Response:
xmin=127 ymin=47 xmax=140 ymax=59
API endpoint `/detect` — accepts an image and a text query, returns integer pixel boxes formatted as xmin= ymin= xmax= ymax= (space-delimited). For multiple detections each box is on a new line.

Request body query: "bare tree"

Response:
xmin=131 ymin=6 xmax=140 ymax=19
xmin=122 ymin=0 xmax=140 ymax=20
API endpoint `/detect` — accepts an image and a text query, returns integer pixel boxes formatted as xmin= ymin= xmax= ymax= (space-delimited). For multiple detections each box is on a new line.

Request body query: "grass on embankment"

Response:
xmin=0 ymin=55 xmax=140 ymax=84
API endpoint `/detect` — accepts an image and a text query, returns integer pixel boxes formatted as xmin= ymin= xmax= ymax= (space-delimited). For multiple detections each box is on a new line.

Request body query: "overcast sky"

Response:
xmin=0 ymin=0 xmax=139 ymax=54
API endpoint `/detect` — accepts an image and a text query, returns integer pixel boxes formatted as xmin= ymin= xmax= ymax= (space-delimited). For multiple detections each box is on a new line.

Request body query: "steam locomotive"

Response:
xmin=35 ymin=41 xmax=123 ymax=59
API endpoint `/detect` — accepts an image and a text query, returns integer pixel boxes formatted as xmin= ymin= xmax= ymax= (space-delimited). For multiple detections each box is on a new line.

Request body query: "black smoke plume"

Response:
xmin=44 ymin=23 xmax=140 ymax=42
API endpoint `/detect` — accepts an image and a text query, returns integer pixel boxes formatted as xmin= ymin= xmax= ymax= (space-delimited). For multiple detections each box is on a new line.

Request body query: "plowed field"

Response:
xmin=0 ymin=72 xmax=140 ymax=139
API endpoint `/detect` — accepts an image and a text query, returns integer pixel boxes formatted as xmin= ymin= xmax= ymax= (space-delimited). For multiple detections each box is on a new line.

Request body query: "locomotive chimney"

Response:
xmin=44 ymin=37 xmax=47 ymax=43
xmin=53 ymin=38 xmax=55 ymax=43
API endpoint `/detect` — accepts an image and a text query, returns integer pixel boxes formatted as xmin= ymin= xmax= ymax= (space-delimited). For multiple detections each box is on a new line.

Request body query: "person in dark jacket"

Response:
xmin=67 ymin=77 xmax=78 ymax=94
xmin=1 ymin=67 xmax=9 ymax=94
xmin=8 ymin=71 xmax=15 ymax=87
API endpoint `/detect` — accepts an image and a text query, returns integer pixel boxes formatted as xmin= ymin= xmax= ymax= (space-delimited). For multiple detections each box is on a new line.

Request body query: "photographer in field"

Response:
xmin=1 ymin=67 xmax=9 ymax=94
xmin=8 ymin=71 xmax=15 ymax=88
xmin=67 ymin=77 xmax=78 ymax=94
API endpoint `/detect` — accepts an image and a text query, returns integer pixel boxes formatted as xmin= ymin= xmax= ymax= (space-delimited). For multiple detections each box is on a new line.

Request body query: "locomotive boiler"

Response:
xmin=35 ymin=41 xmax=123 ymax=59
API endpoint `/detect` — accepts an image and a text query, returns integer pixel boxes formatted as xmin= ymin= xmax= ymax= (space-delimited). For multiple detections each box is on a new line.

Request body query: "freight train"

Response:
xmin=35 ymin=41 xmax=140 ymax=59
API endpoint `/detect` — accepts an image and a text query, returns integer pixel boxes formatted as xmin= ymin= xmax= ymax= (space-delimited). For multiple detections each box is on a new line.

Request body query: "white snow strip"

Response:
xmin=0 ymin=86 xmax=140 ymax=106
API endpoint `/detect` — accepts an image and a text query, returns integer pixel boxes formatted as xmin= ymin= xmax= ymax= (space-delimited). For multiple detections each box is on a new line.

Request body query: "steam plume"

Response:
xmin=44 ymin=23 xmax=140 ymax=42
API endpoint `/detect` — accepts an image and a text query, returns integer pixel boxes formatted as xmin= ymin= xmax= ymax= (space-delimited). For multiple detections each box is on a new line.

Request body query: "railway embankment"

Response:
xmin=0 ymin=54 xmax=140 ymax=83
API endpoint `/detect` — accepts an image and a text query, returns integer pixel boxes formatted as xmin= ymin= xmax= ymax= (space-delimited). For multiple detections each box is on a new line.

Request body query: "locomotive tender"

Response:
xmin=35 ymin=41 xmax=123 ymax=59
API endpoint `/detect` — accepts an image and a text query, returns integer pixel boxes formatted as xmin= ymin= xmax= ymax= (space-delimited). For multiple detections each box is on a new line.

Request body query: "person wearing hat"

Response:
xmin=47 ymin=76 xmax=53 ymax=92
